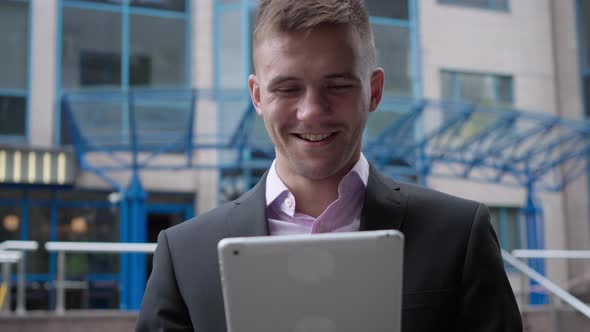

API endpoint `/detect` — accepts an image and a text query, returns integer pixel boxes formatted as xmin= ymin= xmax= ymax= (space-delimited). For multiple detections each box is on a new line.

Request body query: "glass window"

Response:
xmin=580 ymin=0 xmax=590 ymax=69
xmin=0 ymin=1 xmax=28 ymax=90
xmin=27 ymin=206 xmax=51 ymax=275
xmin=130 ymin=14 xmax=186 ymax=87
xmin=61 ymin=7 xmax=122 ymax=89
xmin=0 ymin=188 xmax=23 ymax=201
xmin=439 ymin=0 xmax=509 ymax=11
xmin=76 ymin=0 xmax=124 ymax=5
xmin=373 ymin=24 xmax=412 ymax=96
xmin=441 ymin=71 xmax=513 ymax=107
xmin=131 ymin=0 xmax=186 ymax=12
xmin=441 ymin=71 xmax=513 ymax=138
xmin=584 ymin=76 xmax=590 ymax=118
xmin=56 ymin=205 xmax=120 ymax=309
xmin=57 ymin=190 xmax=111 ymax=203
xmin=489 ymin=207 xmax=521 ymax=252
xmin=59 ymin=2 xmax=190 ymax=145
xmin=57 ymin=206 xmax=119 ymax=274
xmin=365 ymin=0 xmax=409 ymax=20
xmin=147 ymin=192 xmax=194 ymax=205
xmin=0 ymin=96 xmax=27 ymax=136
xmin=0 ymin=1 xmax=29 ymax=138
xmin=62 ymin=1 xmax=187 ymax=14
xmin=218 ymin=9 xmax=244 ymax=88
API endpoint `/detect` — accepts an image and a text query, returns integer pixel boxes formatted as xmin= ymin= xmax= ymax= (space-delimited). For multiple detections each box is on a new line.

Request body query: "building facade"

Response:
xmin=1 ymin=0 xmax=590 ymax=310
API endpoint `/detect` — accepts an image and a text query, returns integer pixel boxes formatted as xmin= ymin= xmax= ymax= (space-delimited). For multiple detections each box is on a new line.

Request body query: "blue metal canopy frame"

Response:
xmin=62 ymin=89 xmax=590 ymax=307
xmin=363 ymin=97 xmax=590 ymax=305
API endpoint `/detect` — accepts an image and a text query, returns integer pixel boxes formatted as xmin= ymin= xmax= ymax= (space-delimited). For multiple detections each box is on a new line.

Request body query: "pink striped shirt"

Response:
xmin=266 ymin=154 xmax=369 ymax=235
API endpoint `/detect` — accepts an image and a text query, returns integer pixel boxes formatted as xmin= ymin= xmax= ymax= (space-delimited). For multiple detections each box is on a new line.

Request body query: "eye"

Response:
xmin=274 ymin=87 xmax=302 ymax=96
xmin=328 ymin=85 xmax=353 ymax=90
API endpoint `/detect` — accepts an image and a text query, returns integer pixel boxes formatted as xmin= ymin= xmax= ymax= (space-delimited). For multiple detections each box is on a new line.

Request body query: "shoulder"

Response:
xmin=161 ymin=172 xmax=267 ymax=250
xmin=164 ymin=200 xmax=235 ymax=245
xmin=396 ymin=180 xmax=486 ymax=239
xmin=400 ymin=181 xmax=480 ymax=212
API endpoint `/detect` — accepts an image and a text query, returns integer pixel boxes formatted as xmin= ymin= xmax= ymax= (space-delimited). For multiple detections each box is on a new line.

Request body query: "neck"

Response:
xmin=275 ymin=156 xmax=360 ymax=218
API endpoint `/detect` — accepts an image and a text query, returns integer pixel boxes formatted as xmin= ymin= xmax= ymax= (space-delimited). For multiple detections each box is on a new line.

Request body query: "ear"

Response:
xmin=248 ymin=74 xmax=263 ymax=116
xmin=369 ymin=68 xmax=384 ymax=112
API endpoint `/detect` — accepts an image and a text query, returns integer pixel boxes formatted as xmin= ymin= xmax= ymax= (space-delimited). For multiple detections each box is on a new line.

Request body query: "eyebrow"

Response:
xmin=323 ymin=73 xmax=361 ymax=82
xmin=267 ymin=75 xmax=300 ymax=88
xmin=267 ymin=73 xmax=360 ymax=88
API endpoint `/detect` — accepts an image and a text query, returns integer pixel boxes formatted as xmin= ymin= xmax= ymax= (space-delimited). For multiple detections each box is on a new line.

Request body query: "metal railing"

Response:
xmin=503 ymin=249 xmax=590 ymax=319
xmin=0 ymin=250 xmax=21 ymax=314
xmin=512 ymin=249 xmax=590 ymax=260
xmin=4 ymin=239 xmax=589 ymax=323
xmin=45 ymin=241 xmax=157 ymax=315
xmin=0 ymin=241 xmax=38 ymax=315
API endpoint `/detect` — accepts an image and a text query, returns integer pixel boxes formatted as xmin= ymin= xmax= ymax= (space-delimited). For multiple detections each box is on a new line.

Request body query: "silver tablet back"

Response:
xmin=218 ymin=230 xmax=404 ymax=332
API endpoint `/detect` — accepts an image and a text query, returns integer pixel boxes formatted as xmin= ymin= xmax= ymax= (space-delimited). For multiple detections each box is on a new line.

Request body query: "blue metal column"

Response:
xmin=523 ymin=182 xmax=548 ymax=305
xmin=125 ymin=174 xmax=147 ymax=310
xmin=126 ymin=88 xmax=148 ymax=310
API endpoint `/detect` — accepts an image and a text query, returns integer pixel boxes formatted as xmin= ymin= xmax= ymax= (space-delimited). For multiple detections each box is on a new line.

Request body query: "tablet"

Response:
xmin=218 ymin=230 xmax=404 ymax=332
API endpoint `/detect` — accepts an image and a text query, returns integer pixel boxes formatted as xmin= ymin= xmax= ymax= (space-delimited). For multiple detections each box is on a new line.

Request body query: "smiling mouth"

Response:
xmin=296 ymin=133 xmax=334 ymax=142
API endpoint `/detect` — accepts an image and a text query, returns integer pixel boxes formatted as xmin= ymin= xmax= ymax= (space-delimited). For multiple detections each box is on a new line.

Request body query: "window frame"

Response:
xmin=0 ymin=0 xmax=32 ymax=143
xmin=55 ymin=0 xmax=192 ymax=145
xmin=0 ymin=186 xmax=195 ymax=310
xmin=441 ymin=70 xmax=514 ymax=107
xmin=489 ymin=206 xmax=523 ymax=272
xmin=438 ymin=0 xmax=509 ymax=12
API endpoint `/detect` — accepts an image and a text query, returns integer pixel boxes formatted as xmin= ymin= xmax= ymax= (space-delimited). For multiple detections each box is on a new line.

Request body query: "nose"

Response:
xmin=297 ymin=88 xmax=329 ymax=122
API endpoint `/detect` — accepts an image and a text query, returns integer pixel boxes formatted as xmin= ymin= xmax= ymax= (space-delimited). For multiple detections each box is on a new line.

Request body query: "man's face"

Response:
xmin=249 ymin=24 xmax=384 ymax=182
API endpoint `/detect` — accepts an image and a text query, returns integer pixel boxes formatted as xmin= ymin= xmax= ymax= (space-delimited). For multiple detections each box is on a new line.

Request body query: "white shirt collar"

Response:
xmin=265 ymin=153 xmax=370 ymax=206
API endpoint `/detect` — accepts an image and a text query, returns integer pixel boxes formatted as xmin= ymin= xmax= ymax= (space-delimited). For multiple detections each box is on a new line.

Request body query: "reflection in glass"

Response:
xmin=0 ymin=1 xmax=28 ymax=90
xmin=74 ymin=0 xmax=124 ymax=5
xmin=506 ymin=208 xmax=520 ymax=252
xmin=219 ymin=9 xmax=244 ymax=89
xmin=27 ymin=205 xmax=51 ymax=310
xmin=0 ymin=207 xmax=21 ymax=241
xmin=365 ymin=0 xmax=409 ymax=20
xmin=57 ymin=207 xmax=119 ymax=274
xmin=56 ymin=204 xmax=119 ymax=309
xmin=27 ymin=206 xmax=51 ymax=275
xmin=372 ymin=24 xmax=411 ymax=96
xmin=131 ymin=0 xmax=186 ymax=12
xmin=61 ymin=7 xmax=122 ymax=89
xmin=130 ymin=14 xmax=186 ymax=87
xmin=441 ymin=71 xmax=512 ymax=107
xmin=439 ymin=0 xmax=508 ymax=10
xmin=0 ymin=96 xmax=27 ymax=136
xmin=489 ymin=207 xmax=521 ymax=252
xmin=582 ymin=0 xmax=590 ymax=69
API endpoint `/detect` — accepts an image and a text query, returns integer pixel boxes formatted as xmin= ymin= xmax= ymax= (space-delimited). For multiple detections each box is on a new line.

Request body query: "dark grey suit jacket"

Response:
xmin=137 ymin=166 xmax=523 ymax=331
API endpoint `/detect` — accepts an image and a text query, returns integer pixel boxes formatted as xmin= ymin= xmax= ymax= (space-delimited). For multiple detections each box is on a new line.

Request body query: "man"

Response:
xmin=137 ymin=0 xmax=523 ymax=331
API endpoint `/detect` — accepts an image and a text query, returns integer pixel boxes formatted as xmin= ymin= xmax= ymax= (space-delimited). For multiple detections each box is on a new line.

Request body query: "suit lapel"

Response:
xmin=226 ymin=172 xmax=270 ymax=238
xmin=360 ymin=164 xmax=407 ymax=231
xmin=224 ymin=165 xmax=407 ymax=236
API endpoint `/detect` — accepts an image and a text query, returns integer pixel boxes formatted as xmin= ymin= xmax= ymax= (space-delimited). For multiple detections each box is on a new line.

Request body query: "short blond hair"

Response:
xmin=253 ymin=0 xmax=375 ymax=70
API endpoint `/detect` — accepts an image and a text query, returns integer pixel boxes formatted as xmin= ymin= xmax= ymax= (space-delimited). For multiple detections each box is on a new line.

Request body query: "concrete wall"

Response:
xmin=550 ymin=0 xmax=590 ymax=285
xmin=29 ymin=0 xmax=57 ymax=148
xmin=192 ymin=0 xmax=219 ymax=214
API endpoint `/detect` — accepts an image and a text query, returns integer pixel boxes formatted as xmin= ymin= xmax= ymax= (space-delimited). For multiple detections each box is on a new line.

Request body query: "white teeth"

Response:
xmin=299 ymin=133 xmax=332 ymax=142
